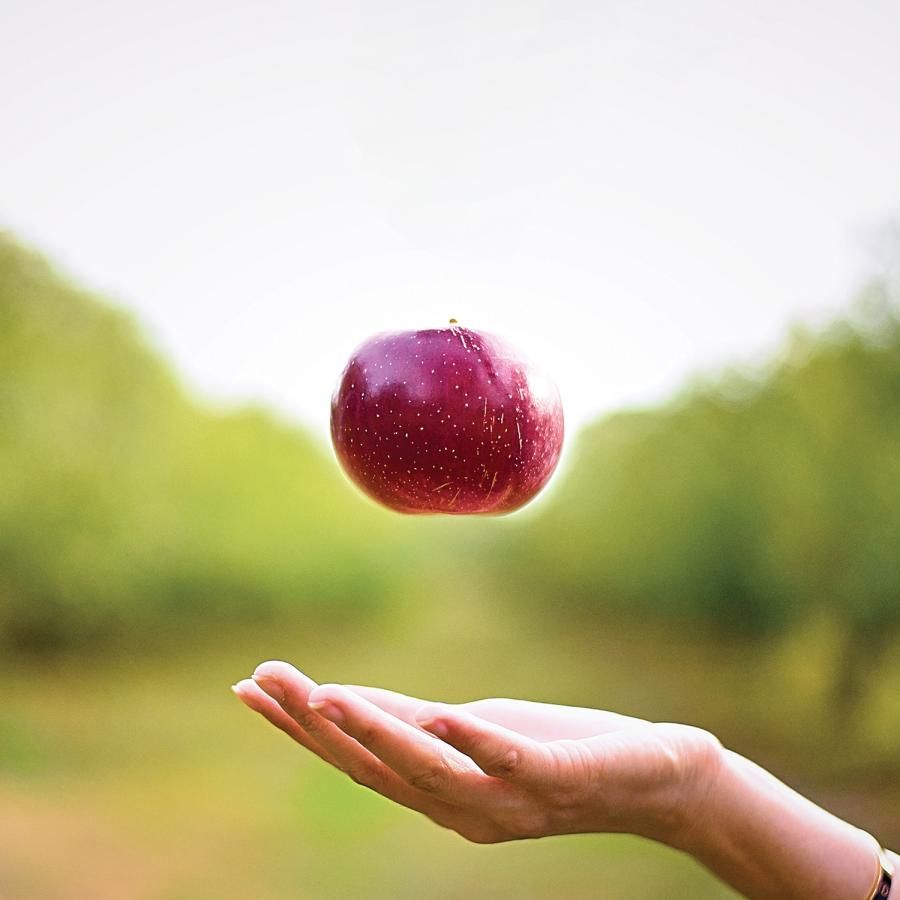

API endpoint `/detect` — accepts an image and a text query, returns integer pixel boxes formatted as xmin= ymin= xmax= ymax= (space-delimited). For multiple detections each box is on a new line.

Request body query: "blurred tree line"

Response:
xmin=0 ymin=234 xmax=415 ymax=653
xmin=502 ymin=279 xmax=900 ymax=717
xmin=1 ymin=232 xmax=898 ymax=712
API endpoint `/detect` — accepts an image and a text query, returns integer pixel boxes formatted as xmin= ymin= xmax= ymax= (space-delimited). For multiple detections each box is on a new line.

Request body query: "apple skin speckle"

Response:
xmin=330 ymin=326 xmax=564 ymax=515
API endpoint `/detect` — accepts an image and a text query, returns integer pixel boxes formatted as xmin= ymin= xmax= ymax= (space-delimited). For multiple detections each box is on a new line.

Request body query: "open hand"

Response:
xmin=232 ymin=661 xmax=720 ymax=846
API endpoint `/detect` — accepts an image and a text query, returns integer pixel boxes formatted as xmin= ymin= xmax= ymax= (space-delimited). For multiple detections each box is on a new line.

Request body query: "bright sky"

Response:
xmin=2 ymin=0 xmax=900 ymax=437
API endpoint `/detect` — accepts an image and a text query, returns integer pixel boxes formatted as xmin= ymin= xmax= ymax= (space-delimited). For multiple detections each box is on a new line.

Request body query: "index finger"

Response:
xmin=248 ymin=662 xmax=457 ymax=821
xmin=232 ymin=678 xmax=341 ymax=768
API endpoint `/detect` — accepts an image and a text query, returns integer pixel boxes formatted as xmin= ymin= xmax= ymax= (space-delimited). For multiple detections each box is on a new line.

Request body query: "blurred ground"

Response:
xmin=1 ymin=591 xmax=896 ymax=899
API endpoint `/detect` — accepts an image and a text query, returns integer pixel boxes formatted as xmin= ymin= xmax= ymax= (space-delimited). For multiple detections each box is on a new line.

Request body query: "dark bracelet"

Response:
xmin=862 ymin=832 xmax=894 ymax=900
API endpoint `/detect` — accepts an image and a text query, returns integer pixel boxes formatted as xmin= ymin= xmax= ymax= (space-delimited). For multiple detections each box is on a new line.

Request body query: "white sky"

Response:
xmin=2 ymin=0 xmax=900 ymax=438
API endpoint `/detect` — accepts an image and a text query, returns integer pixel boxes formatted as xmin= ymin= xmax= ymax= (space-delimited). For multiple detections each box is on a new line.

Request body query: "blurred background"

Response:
xmin=2 ymin=2 xmax=900 ymax=898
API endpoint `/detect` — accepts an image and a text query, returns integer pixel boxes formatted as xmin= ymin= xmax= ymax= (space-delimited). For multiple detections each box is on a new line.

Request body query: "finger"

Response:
xmin=308 ymin=684 xmax=488 ymax=802
xmin=251 ymin=662 xmax=451 ymax=818
xmin=252 ymin=660 xmax=386 ymax=775
xmin=415 ymin=703 xmax=551 ymax=784
xmin=463 ymin=698 xmax=650 ymax=741
xmin=344 ymin=688 xmax=642 ymax=743
xmin=232 ymin=678 xmax=340 ymax=767
xmin=347 ymin=689 xmax=644 ymax=743
xmin=345 ymin=685 xmax=434 ymax=727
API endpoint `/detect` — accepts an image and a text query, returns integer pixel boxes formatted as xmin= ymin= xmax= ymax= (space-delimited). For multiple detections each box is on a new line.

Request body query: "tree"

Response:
xmin=504 ymin=281 xmax=900 ymax=723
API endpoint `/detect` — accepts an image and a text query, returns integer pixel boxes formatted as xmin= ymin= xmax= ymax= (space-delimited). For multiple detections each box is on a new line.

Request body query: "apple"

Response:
xmin=331 ymin=323 xmax=563 ymax=514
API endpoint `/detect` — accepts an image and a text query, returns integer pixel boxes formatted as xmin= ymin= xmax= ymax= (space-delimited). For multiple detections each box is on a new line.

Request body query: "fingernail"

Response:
xmin=253 ymin=674 xmax=284 ymax=703
xmin=308 ymin=700 xmax=344 ymax=724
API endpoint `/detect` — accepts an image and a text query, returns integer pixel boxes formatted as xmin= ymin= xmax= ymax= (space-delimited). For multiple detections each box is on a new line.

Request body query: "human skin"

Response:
xmin=232 ymin=661 xmax=896 ymax=899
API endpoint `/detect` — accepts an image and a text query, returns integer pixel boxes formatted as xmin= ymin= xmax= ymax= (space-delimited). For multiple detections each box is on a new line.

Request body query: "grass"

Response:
xmin=1 ymin=593 xmax=896 ymax=899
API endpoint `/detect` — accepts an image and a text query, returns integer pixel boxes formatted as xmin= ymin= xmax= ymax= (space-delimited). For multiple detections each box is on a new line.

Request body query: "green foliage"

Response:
xmin=2 ymin=229 xmax=899 ymax=671
xmin=505 ymin=283 xmax=900 ymax=641
xmin=0 ymin=233 xmax=408 ymax=653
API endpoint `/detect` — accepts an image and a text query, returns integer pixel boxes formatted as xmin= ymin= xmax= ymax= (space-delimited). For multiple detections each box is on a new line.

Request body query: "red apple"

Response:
xmin=330 ymin=324 xmax=563 ymax=514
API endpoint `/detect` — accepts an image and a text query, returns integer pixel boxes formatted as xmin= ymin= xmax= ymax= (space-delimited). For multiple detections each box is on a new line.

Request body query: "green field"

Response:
xmin=2 ymin=594 xmax=897 ymax=899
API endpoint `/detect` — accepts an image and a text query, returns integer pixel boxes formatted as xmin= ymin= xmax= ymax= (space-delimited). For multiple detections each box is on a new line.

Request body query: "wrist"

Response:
xmin=657 ymin=724 xmax=727 ymax=850
xmin=675 ymin=746 xmax=884 ymax=899
xmin=630 ymin=723 xmax=726 ymax=848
